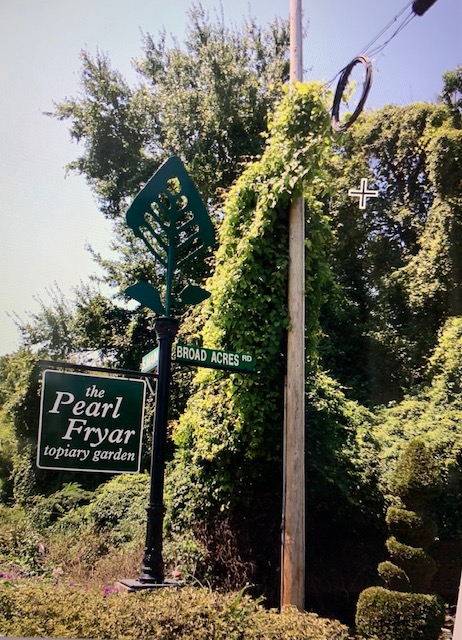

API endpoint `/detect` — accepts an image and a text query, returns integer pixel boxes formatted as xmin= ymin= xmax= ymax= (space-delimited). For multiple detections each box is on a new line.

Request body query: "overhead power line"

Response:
xmin=360 ymin=1 xmax=414 ymax=58
xmin=359 ymin=0 xmax=440 ymax=60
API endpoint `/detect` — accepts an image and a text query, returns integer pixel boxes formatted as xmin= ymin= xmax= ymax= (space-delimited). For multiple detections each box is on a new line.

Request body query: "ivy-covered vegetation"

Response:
xmin=0 ymin=3 xmax=461 ymax=634
xmin=169 ymin=81 xmax=333 ymax=512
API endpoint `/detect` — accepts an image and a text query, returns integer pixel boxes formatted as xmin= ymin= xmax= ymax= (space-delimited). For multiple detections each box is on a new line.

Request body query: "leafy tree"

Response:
xmin=320 ymin=97 xmax=462 ymax=404
xmin=0 ymin=393 xmax=17 ymax=501
xmin=0 ymin=350 xmax=40 ymax=504
xmin=50 ymin=3 xmax=290 ymax=219
xmin=439 ymin=65 xmax=462 ymax=127
xmin=71 ymin=286 xmax=153 ymax=370
xmin=11 ymin=287 xmax=76 ymax=360
xmin=45 ymin=3 xmax=291 ymax=370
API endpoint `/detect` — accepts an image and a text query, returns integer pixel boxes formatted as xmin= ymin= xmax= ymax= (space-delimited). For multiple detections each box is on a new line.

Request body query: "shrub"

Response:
xmin=0 ymin=417 xmax=16 ymax=502
xmin=355 ymin=440 xmax=444 ymax=639
xmin=385 ymin=537 xmax=436 ymax=593
xmin=83 ymin=472 xmax=149 ymax=547
xmin=356 ymin=587 xmax=445 ymax=640
xmin=85 ymin=473 xmax=150 ymax=531
xmin=377 ymin=561 xmax=410 ymax=592
xmin=390 ymin=440 xmax=442 ymax=510
xmin=162 ymin=528 xmax=211 ymax=584
xmin=0 ymin=583 xmax=352 ymax=640
xmin=0 ymin=505 xmax=47 ymax=577
xmin=30 ymin=483 xmax=93 ymax=529
xmin=385 ymin=507 xmax=438 ymax=548
xmin=40 ymin=472 xmax=206 ymax=588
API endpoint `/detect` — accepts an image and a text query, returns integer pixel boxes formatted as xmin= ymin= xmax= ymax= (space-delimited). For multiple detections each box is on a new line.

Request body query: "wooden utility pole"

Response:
xmin=281 ymin=0 xmax=305 ymax=611
xmin=454 ymin=569 xmax=462 ymax=640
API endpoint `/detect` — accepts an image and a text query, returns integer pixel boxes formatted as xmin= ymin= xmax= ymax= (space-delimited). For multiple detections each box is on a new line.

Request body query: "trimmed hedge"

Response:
xmin=0 ymin=583 xmax=352 ymax=640
xmin=385 ymin=536 xmax=437 ymax=593
xmin=385 ymin=507 xmax=437 ymax=549
xmin=355 ymin=440 xmax=444 ymax=639
xmin=390 ymin=440 xmax=442 ymax=510
xmin=356 ymin=587 xmax=445 ymax=640
xmin=377 ymin=561 xmax=410 ymax=592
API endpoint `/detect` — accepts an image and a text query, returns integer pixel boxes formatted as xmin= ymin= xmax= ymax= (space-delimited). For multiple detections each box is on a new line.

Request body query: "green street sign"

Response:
xmin=37 ymin=370 xmax=146 ymax=474
xmin=174 ymin=343 xmax=255 ymax=372
xmin=141 ymin=347 xmax=159 ymax=372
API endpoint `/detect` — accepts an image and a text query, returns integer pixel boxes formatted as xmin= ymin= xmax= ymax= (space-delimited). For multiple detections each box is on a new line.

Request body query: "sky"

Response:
xmin=0 ymin=0 xmax=460 ymax=356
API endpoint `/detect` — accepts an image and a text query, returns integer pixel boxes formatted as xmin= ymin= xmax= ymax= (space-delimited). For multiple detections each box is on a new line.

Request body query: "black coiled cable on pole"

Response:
xmin=331 ymin=55 xmax=373 ymax=133
xmin=330 ymin=0 xmax=439 ymax=132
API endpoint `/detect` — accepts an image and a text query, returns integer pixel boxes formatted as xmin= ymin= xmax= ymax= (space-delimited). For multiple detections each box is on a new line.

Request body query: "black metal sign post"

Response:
xmin=138 ymin=317 xmax=178 ymax=584
xmin=118 ymin=157 xmax=215 ymax=591
xmin=119 ymin=158 xmax=254 ymax=591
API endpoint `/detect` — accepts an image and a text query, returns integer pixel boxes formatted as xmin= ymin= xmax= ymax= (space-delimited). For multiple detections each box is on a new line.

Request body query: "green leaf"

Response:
xmin=124 ymin=281 xmax=165 ymax=315
xmin=125 ymin=156 xmax=215 ymax=270
xmin=177 ymin=285 xmax=211 ymax=306
xmin=125 ymin=156 xmax=215 ymax=315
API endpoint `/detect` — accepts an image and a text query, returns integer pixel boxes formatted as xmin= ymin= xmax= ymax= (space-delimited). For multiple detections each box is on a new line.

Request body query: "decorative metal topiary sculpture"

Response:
xmin=125 ymin=155 xmax=215 ymax=318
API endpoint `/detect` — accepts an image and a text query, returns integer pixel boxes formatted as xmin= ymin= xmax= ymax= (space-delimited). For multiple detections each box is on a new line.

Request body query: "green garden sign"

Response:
xmin=37 ymin=370 xmax=146 ymax=474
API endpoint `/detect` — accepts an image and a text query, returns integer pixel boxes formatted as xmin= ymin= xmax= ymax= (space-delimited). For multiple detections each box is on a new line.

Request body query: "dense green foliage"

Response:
xmin=373 ymin=316 xmax=462 ymax=537
xmin=439 ymin=64 xmax=462 ymax=126
xmin=0 ymin=505 xmax=47 ymax=577
xmin=322 ymin=99 xmax=462 ymax=405
xmin=0 ymin=350 xmax=41 ymax=503
xmin=389 ymin=440 xmax=442 ymax=512
xmin=380 ymin=440 xmax=441 ymax=596
xmin=50 ymin=4 xmax=289 ymax=216
xmin=169 ymin=81 xmax=332 ymax=509
xmin=0 ymin=583 xmax=351 ymax=640
xmin=385 ymin=507 xmax=437 ymax=549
